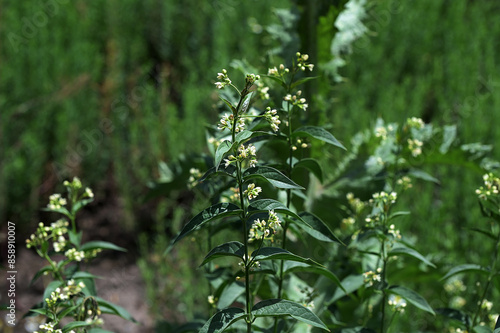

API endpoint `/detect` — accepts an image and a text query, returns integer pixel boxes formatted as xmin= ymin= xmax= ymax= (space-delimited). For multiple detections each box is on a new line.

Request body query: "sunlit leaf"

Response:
xmin=442 ymin=264 xmax=490 ymax=281
xmin=199 ymin=308 xmax=246 ymax=333
xmin=388 ymin=286 xmax=435 ymax=315
xmin=388 ymin=247 xmax=436 ymax=268
xmin=173 ymin=203 xmax=242 ymax=244
xmin=201 ymin=241 xmax=245 ymax=266
xmin=215 ymin=140 xmax=233 ymax=171
xmin=243 ymin=166 xmax=304 ymax=190
xmin=251 ymin=299 xmax=329 ymax=331
xmin=293 ymin=126 xmax=346 ymax=150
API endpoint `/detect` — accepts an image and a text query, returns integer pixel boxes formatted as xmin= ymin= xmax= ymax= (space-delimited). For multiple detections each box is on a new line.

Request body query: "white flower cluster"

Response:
xmin=363 ymin=268 xmax=382 ymax=286
xmin=248 ymin=210 xmax=281 ymax=242
xmin=215 ymin=69 xmax=232 ymax=89
xmin=243 ymin=183 xmax=262 ymax=200
xmin=371 ymin=191 xmax=397 ymax=206
xmin=388 ymin=224 xmax=402 ymax=240
xmin=45 ymin=279 xmax=85 ymax=307
xmin=33 ymin=321 xmax=66 ymax=333
xmin=476 ymin=173 xmax=500 ymax=201
xmin=396 ymin=176 xmax=413 ymax=190
xmin=63 ymin=177 xmax=82 ymax=190
xmin=264 ymin=107 xmax=280 ymax=132
xmin=47 ymin=193 xmax=67 ymax=210
xmin=218 ymin=113 xmax=246 ymax=133
xmin=284 ymin=91 xmax=308 ymax=111
xmin=224 ymin=144 xmax=258 ymax=168
xmin=256 ymin=81 xmax=270 ymax=100
xmin=407 ymin=138 xmax=423 ymax=157
xmin=296 ymin=52 xmax=314 ymax=71
xmin=268 ymin=63 xmax=289 ymax=76
xmin=26 ymin=220 xmax=69 ymax=251
xmin=388 ymin=294 xmax=407 ymax=312
xmin=188 ymin=168 xmax=202 ymax=189
xmin=406 ymin=117 xmax=425 ymax=129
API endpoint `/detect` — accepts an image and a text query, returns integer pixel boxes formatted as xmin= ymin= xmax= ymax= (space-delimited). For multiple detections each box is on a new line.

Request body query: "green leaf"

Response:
xmin=199 ymin=165 xmax=237 ymax=182
xmin=80 ymin=241 xmax=126 ymax=252
xmin=294 ymin=212 xmax=343 ymax=244
xmin=238 ymin=92 xmax=252 ymax=114
xmin=199 ymin=308 xmax=246 ymax=333
xmin=293 ymin=126 xmax=346 ymax=150
xmin=440 ymin=124 xmax=457 ymax=154
xmin=284 ymin=262 xmax=346 ymax=292
xmin=235 ymin=130 xmax=254 ymax=145
xmin=43 ymin=281 xmax=63 ymax=306
xmin=62 ymin=321 xmax=92 ymax=333
xmin=247 ymin=199 xmax=301 ymax=220
xmin=290 ymin=76 xmax=319 ymax=90
xmin=217 ymin=281 xmax=245 ymax=309
xmin=57 ymin=305 xmax=79 ymax=320
xmin=388 ymin=247 xmax=436 ymax=268
xmin=243 ymin=166 xmax=304 ymax=190
xmin=262 ymin=74 xmax=287 ymax=90
xmin=473 ymin=326 xmax=493 ymax=333
xmin=329 ymin=275 xmax=365 ymax=304
xmin=251 ymin=247 xmax=322 ymax=267
xmin=389 ymin=211 xmax=411 ymax=220
xmin=174 ymin=203 xmax=242 ymax=244
xmin=88 ymin=329 xmax=115 ymax=333
xmin=219 ymin=97 xmax=237 ymax=113
xmin=95 ymin=296 xmax=138 ymax=323
xmin=72 ymin=198 xmax=93 ymax=215
xmin=68 ymin=230 xmax=82 ymax=247
xmin=215 ymin=140 xmax=233 ymax=171
xmin=442 ymin=264 xmax=490 ymax=281
xmin=293 ymin=158 xmax=323 ymax=183
xmin=469 ymin=227 xmax=497 ymax=241
xmin=30 ymin=265 xmax=52 ymax=286
xmin=388 ymin=286 xmax=435 ymax=315
xmin=408 ymin=168 xmax=440 ymax=184
xmin=251 ymin=299 xmax=329 ymax=331
xmin=71 ymin=271 xmax=101 ymax=279
xmin=201 ymin=241 xmax=245 ymax=266
xmin=29 ymin=308 xmax=49 ymax=316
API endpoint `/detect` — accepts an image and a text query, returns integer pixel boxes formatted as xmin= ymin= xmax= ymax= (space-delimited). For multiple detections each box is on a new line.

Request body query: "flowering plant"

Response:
xmin=25 ymin=178 xmax=136 ymax=333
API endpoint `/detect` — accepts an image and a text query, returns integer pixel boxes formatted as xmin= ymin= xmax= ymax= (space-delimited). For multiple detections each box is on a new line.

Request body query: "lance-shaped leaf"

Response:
xmin=174 ymin=203 xmax=242 ymax=244
xmin=441 ymin=264 xmax=490 ymax=281
xmin=217 ymin=281 xmax=245 ymax=309
xmin=201 ymin=241 xmax=245 ymax=266
xmin=251 ymin=299 xmax=329 ymax=331
xmin=238 ymin=92 xmax=252 ymax=114
xmin=243 ymin=166 xmax=304 ymax=190
xmin=284 ymin=262 xmax=345 ymax=292
xmin=199 ymin=165 xmax=237 ymax=182
xmin=388 ymin=286 xmax=435 ymax=315
xmin=293 ymin=158 xmax=323 ymax=183
xmin=62 ymin=321 xmax=92 ymax=333
xmin=293 ymin=126 xmax=346 ymax=150
xmin=234 ymin=130 xmax=253 ymax=145
xmin=215 ymin=140 xmax=233 ymax=171
xmin=80 ymin=241 xmax=126 ymax=252
xmin=219 ymin=97 xmax=237 ymax=114
xmin=290 ymin=76 xmax=319 ymax=90
xmin=329 ymin=274 xmax=365 ymax=304
xmin=473 ymin=325 xmax=493 ymax=333
xmin=199 ymin=308 xmax=246 ymax=333
xmin=388 ymin=247 xmax=435 ymax=268
xmin=294 ymin=212 xmax=343 ymax=244
xmin=247 ymin=199 xmax=301 ymax=220
xmin=262 ymin=74 xmax=287 ymax=89
xmin=95 ymin=297 xmax=137 ymax=323
xmin=251 ymin=247 xmax=322 ymax=267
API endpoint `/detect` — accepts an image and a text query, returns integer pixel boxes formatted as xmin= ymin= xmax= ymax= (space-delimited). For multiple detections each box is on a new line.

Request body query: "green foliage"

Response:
xmin=24 ymin=178 xmax=135 ymax=332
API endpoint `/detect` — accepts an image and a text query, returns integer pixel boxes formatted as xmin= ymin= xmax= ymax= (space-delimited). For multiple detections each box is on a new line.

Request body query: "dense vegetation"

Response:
xmin=2 ymin=0 xmax=500 ymax=332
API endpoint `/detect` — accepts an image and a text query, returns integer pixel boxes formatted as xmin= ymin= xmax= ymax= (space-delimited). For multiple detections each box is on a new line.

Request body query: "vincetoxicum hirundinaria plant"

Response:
xmin=25 ymin=177 xmax=136 ymax=333
xmin=439 ymin=173 xmax=500 ymax=332
xmin=171 ymin=54 xmax=347 ymax=332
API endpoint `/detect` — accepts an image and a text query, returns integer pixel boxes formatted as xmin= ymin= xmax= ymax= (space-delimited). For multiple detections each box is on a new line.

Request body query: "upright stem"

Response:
xmin=471 ymin=228 xmax=500 ymax=327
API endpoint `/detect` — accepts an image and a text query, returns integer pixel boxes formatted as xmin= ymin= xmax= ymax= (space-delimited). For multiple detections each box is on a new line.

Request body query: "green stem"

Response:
xmin=471 ymin=228 xmax=500 ymax=327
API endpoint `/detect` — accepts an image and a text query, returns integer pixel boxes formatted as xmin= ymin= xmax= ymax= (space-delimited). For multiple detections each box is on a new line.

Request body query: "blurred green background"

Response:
xmin=2 ymin=0 xmax=500 ymax=329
